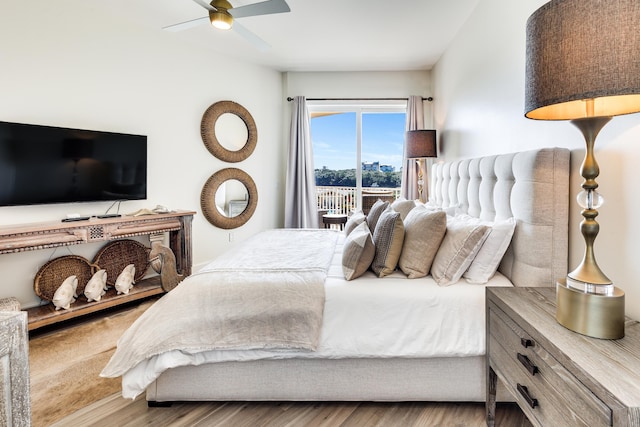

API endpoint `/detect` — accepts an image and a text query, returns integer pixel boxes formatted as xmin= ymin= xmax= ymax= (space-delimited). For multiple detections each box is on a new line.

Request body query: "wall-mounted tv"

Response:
xmin=0 ymin=121 xmax=147 ymax=207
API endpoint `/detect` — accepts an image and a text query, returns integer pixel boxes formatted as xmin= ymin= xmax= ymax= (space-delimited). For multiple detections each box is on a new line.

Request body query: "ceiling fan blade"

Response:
xmin=232 ymin=20 xmax=271 ymax=52
xmin=229 ymin=0 xmax=290 ymax=19
xmin=162 ymin=16 xmax=209 ymax=32
xmin=192 ymin=0 xmax=215 ymax=11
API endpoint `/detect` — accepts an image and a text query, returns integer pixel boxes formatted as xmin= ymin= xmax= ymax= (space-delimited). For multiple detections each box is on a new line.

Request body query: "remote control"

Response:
xmin=96 ymin=214 xmax=122 ymax=219
xmin=61 ymin=216 xmax=91 ymax=222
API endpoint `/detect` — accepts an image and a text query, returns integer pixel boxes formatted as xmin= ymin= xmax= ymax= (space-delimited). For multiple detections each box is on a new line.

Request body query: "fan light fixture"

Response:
xmin=525 ymin=0 xmax=640 ymax=339
xmin=209 ymin=0 xmax=233 ymax=30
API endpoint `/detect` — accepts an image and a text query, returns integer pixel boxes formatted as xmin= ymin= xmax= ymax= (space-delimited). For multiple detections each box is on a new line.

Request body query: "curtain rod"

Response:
xmin=286 ymin=96 xmax=433 ymax=102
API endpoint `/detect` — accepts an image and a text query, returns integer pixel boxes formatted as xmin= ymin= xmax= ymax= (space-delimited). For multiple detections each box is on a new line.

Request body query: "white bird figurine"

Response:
xmin=52 ymin=275 xmax=78 ymax=310
xmin=84 ymin=269 xmax=108 ymax=302
xmin=115 ymin=264 xmax=136 ymax=295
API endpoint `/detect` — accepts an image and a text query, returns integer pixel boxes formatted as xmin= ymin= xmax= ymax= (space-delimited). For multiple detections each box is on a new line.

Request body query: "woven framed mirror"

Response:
xmin=201 ymin=168 xmax=258 ymax=229
xmin=201 ymin=100 xmax=257 ymax=163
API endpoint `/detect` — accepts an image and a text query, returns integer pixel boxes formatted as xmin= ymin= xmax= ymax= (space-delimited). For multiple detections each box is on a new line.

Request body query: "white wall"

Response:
xmin=284 ymin=71 xmax=431 ymax=101
xmin=284 ymin=71 xmax=432 ymax=124
xmin=433 ymin=0 xmax=640 ymax=320
xmin=0 ymin=2 xmax=284 ymax=308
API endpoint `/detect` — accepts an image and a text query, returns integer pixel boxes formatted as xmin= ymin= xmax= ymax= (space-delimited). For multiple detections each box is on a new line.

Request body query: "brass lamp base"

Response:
xmin=556 ymin=278 xmax=625 ymax=339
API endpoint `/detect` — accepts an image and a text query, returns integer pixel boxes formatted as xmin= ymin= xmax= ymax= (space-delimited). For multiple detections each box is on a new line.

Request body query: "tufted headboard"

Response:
xmin=429 ymin=147 xmax=570 ymax=288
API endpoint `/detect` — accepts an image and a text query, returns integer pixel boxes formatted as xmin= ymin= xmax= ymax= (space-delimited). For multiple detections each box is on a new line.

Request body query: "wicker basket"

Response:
xmin=34 ymin=255 xmax=96 ymax=301
xmin=92 ymin=240 xmax=150 ymax=287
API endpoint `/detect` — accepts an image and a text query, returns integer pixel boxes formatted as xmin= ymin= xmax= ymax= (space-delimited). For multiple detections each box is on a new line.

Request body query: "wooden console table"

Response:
xmin=0 ymin=211 xmax=195 ymax=330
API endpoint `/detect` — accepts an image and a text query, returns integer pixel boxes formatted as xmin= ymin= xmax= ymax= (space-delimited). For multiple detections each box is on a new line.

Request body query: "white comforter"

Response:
xmin=111 ymin=231 xmax=513 ymax=399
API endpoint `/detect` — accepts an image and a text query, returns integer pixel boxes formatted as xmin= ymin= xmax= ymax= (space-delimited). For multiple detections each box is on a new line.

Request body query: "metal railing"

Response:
xmin=316 ymin=186 xmax=401 ymax=215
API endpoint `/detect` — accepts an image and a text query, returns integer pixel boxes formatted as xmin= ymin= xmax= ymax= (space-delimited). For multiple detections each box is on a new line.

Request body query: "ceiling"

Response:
xmin=99 ymin=0 xmax=480 ymax=72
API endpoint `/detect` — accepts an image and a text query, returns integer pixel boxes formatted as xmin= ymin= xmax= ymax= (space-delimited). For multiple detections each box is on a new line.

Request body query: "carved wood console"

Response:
xmin=0 ymin=211 xmax=195 ymax=330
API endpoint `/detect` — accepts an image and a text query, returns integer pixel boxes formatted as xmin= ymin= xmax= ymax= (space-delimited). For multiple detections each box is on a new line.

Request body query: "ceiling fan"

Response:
xmin=163 ymin=0 xmax=290 ymax=52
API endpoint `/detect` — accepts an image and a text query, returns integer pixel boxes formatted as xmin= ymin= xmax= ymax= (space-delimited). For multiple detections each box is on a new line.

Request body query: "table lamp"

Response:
xmin=406 ymin=130 xmax=437 ymax=203
xmin=525 ymin=0 xmax=640 ymax=339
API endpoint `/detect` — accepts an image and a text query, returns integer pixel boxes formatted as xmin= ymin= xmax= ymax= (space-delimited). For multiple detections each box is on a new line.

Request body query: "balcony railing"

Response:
xmin=316 ymin=186 xmax=401 ymax=215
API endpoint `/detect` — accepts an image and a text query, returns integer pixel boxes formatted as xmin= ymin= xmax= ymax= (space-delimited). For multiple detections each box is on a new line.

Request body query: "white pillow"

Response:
xmin=431 ymin=218 xmax=490 ymax=286
xmin=390 ymin=197 xmax=416 ymax=221
xmin=463 ymin=216 xmax=516 ymax=284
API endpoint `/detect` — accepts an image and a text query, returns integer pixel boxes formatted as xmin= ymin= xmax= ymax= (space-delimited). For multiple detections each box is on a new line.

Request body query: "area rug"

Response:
xmin=29 ymin=299 xmax=156 ymax=427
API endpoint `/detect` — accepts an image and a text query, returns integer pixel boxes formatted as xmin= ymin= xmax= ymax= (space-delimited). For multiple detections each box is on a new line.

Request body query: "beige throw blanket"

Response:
xmin=101 ymin=229 xmax=339 ymax=378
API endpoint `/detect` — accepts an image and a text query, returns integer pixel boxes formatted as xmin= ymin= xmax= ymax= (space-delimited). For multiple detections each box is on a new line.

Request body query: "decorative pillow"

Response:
xmin=391 ymin=197 xmax=416 ymax=221
xmin=342 ymin=222 xmax=376 ymax=280
xmin=371 ymin=210 xmax=405 ymax=277
xmin=366 ymin=199 xmax=390 ymax=231
xmin=398 ymin=207 xmax=447 ymax=278
xmin=431 ymin=220 xmax=490 ymax=286
xmin=344 ymin=211 xmax=366 ymax=236
xmin=464 ymin=216 xmax=516 ymax=284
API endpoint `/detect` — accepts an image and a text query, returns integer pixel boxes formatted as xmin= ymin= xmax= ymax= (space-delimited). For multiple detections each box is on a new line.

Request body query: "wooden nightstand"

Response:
xmin=486 ymin=287 xmax=640 ymax=427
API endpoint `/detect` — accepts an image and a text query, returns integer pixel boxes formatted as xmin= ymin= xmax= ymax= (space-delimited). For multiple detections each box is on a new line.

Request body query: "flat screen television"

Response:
xmin=0 ymin=120 xmax=147 ymax=207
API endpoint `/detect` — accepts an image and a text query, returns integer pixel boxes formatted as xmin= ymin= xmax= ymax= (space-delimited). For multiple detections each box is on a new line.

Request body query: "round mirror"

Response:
xmin=201 ymin=168 xmax=257 ymax=229
xmin=201 ymin=101 xmax=257 ymax=163
xmin=214 ymin=179 xmax=249 ymax=218
xmin=215 ymin=114 xmax=249 ymax=152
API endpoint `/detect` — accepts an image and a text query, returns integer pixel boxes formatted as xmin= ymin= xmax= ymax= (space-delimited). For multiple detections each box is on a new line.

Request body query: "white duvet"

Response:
xmin=117 ymin=234 xmax=512 ymax=399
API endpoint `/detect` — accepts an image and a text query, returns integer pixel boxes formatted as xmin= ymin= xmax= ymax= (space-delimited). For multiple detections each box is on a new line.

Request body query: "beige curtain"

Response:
xmin=285 ymin=96 xmax=318 ymax=228
xmin=401 ymin=95 xmax=424 ymax=201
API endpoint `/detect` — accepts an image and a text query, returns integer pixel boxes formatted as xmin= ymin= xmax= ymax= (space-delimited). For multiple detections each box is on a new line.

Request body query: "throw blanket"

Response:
xmin=101 ymin=229 xmax=339 ymax=379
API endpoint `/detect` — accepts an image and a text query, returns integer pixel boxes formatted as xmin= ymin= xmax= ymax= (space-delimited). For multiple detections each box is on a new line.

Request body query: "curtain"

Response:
xmin=285 ymin=96 xmax=318 ymax=228
xmin=401 ymin=95 xmax=425 ymax=201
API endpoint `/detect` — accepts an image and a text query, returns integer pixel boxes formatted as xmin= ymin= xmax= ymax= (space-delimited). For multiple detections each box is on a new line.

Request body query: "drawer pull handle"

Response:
xmin=517 ymin=353 xmax=539 ymax=376
xmin=517 ymin=383 xmax=538 ymax=409
xmin=520 ymin=337 xmax=534 ymax=348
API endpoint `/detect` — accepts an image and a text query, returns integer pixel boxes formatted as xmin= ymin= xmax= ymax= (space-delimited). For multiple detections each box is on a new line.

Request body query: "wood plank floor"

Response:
xmin=52 ymin=394 xmax=530 ymax=426
xmin=30 ymin=299 xmax=531 ymax=426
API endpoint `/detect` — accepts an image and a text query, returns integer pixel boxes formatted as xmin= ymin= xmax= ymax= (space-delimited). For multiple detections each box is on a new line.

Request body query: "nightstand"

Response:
xmin=486 ymin=287 xmax=640 ymax=427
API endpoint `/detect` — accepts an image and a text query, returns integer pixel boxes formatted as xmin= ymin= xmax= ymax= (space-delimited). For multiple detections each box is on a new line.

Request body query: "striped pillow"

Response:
xmin=366 ymin=199 xmax=390 ymax=231
xmin=371 ymin=210 xmax=405 ymax=277
xmin=342 ymin=222 xmax=375 ymax=280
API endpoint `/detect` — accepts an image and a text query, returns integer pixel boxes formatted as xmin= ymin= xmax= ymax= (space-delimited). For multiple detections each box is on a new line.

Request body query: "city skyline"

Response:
xmin=311 ymin=111 xmax=406 ymax=171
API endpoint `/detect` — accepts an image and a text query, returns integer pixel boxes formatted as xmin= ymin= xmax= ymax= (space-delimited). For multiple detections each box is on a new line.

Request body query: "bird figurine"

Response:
xmin=52 ymin=275 xmax=78 ymax=310
xmin=115 ymin=264 xmax=136 ymax=295
xmin=84 ymin=269 xmax=108 ymax=302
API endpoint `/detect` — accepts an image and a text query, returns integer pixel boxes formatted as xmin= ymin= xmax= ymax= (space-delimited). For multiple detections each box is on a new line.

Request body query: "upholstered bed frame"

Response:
xmin=146 ymin=147 xmax=570 ymax=403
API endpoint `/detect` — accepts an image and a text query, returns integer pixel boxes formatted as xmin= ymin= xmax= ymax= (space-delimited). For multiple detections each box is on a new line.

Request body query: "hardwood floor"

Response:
xmin=52 ymin=394 xmax=530 ymax=426
xmin=30 ymin=300 xmax=530 ymax=426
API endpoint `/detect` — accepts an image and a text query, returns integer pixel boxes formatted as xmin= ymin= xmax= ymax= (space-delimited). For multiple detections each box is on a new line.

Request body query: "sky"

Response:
xmin=311 ymin=112 xmax=406 ymax=171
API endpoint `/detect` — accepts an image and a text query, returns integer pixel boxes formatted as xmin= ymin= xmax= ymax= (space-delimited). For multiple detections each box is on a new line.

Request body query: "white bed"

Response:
xmin=102 ymin=147 xmax=570 ymax=403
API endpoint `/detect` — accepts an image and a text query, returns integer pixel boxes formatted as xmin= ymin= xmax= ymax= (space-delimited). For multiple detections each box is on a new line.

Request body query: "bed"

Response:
xmin=101 ymin=147 xmax=570 ymax=403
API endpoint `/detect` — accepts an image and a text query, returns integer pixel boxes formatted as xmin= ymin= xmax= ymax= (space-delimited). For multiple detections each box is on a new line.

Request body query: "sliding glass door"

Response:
xmin=309 ymin=101 xmax=405 ymax=214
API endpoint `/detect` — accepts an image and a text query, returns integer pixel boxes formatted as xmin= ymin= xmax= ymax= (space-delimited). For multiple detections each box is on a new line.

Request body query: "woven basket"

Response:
xmin=34 ymin=255 xmax=96 ymax=301
xmin=92 ymin=240 xmax=150 ymax=287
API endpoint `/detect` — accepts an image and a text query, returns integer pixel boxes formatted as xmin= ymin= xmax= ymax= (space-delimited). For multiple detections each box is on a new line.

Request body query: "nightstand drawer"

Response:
xmin=489 ymin=306 xmax=611 ymax=427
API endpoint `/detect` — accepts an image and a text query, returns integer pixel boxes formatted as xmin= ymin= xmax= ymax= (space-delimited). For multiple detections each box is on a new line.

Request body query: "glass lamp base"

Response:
xmin=556 ymin=278 xmax=625 ymax=339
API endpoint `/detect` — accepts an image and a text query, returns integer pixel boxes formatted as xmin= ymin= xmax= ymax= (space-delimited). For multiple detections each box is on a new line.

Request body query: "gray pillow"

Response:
xmin=342 ymin=222 xmax=376 ymax=280
xmin=398 ymin=207 xmax=447 ymax=278
xmin=431 ymin=220 xmax=490 ymax=286
xmin=366 ymin=199 xmax=390 ymax=231
xmin=344 ymin=211 xmax=366 ymax=236
xmin=371 ymin=210 xmax=405 ymax=277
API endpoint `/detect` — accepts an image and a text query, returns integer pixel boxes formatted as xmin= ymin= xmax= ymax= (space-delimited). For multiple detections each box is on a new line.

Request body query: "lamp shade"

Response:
xmin=525 ymin=0 xmax=640 ymax=120
xmin=406 ymin=130 xmax=437 ymax=158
